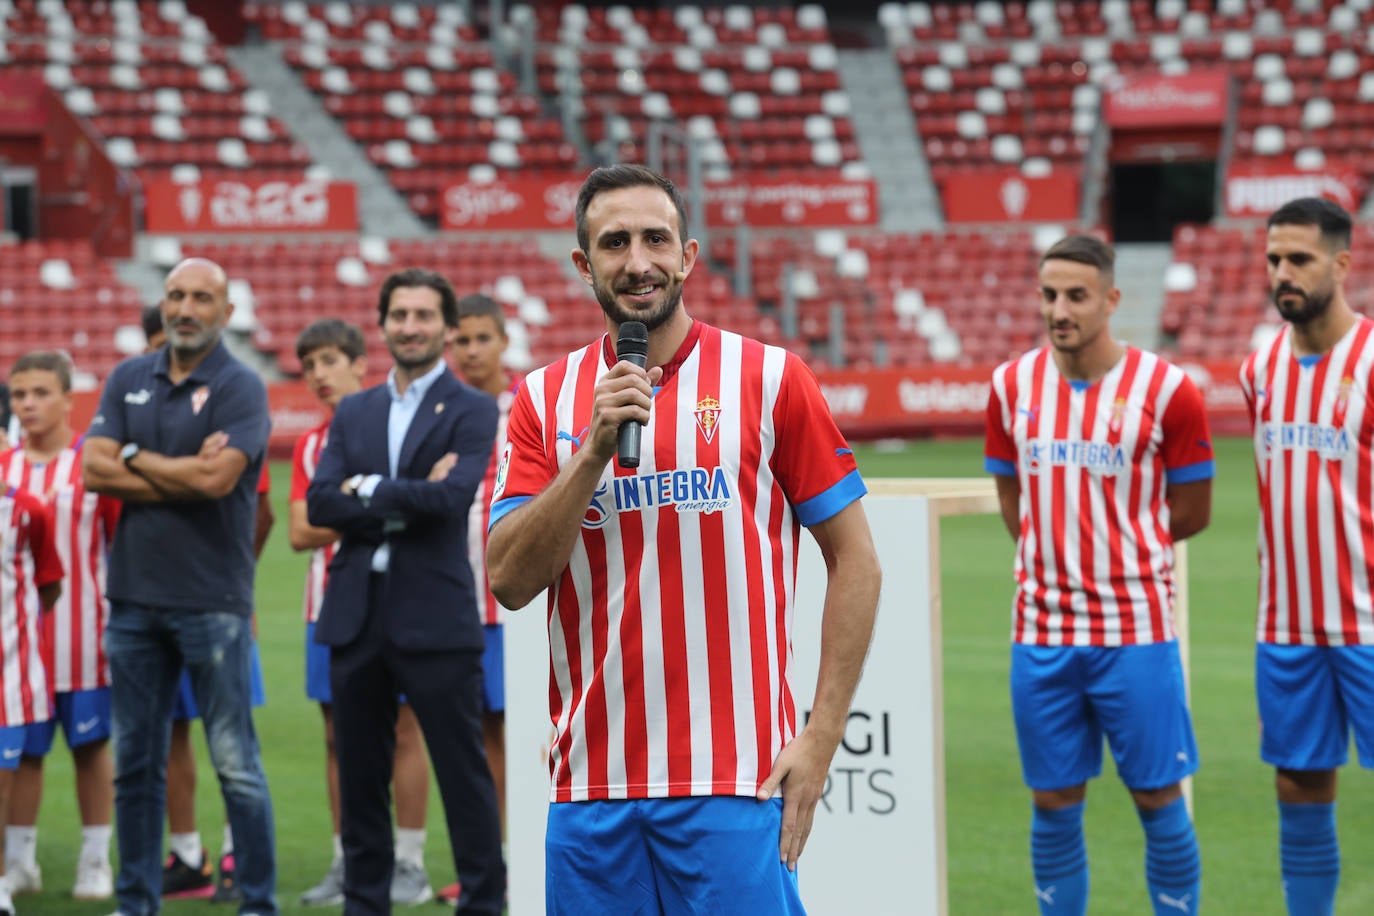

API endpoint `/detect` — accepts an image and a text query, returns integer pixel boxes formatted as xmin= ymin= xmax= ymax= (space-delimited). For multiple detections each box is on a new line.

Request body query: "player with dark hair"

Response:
xmin=1240 ymin=197 xmax=1374 ymax=915
xmin=985 ymin=234 xmax=1214 ymax=916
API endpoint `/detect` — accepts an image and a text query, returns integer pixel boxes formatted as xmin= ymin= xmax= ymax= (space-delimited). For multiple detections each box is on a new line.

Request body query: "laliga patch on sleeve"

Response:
xmin=492 ymin=441 xmax=513 ymax=499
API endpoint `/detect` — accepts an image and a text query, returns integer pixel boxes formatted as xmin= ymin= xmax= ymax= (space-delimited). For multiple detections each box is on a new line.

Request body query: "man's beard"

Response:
xmin=169 ymin=322 xmax=217 ymax=357
xmin=1273 ymin=282 xmax=1334 ymax=326
xmin=592 ymin=274 xmax=683 ymax=331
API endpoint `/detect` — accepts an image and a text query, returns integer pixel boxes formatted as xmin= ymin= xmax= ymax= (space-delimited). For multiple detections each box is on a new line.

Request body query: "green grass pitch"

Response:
xmin=22 ymin=437 xmax=1374 ymax=914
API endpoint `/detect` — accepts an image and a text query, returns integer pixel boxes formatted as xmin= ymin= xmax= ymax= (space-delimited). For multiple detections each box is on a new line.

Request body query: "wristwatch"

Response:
xmin=120 ymin=442 xmax=141 ymax=467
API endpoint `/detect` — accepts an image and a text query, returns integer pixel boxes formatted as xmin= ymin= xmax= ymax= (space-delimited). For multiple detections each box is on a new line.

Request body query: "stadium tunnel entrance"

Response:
xmin=1109 ymin=160 xmax=1216 ymax=242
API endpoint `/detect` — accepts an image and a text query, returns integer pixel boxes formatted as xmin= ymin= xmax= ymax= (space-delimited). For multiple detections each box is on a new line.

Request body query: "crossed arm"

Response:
xmin=83 ymin=432 xmax=248 ymax=503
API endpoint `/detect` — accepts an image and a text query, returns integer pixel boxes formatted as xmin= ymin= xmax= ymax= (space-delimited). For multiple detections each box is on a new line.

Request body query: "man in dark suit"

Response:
xmin=307 ymin=268 xmax=505 ymax=915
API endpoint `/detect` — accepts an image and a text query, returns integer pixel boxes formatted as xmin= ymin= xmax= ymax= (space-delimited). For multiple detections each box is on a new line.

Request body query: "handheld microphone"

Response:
xmin=616 ymin=321 xmax=650 ymax=469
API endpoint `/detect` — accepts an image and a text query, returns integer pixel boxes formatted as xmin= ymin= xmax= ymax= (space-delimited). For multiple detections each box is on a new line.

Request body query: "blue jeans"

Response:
xmin=106 ymin=604 xmax=277 ymax=916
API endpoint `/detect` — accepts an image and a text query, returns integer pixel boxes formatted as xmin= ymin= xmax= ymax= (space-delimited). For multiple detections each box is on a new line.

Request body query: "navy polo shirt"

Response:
xmin=89 ymin=340 xmax=270 ymax=615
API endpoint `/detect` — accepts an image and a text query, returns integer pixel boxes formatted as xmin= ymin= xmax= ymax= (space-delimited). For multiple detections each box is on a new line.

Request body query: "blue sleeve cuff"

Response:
xmin=489 ymin=495 xmax=532 ymax=532
xmin=1166 ymin=460 xmax=1215 ymax=485
xmin=985 ymin=456 xmax=1017 ymax=477
xmin=795 ymin=469 xmax=867 ymax=528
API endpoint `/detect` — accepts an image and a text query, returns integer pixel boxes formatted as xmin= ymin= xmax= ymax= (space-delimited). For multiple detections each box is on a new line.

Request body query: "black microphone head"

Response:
xmin=616 ymin=321 xmax=649 ymax=365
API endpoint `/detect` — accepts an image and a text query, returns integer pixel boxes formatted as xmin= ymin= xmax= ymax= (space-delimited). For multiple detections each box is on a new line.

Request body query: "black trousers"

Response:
xmin=329 ymin=577 xmax=505 ymax=915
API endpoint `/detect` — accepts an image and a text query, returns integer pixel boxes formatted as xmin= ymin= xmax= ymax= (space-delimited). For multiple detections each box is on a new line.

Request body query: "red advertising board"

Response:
xmin=704 ymin=178 xmax=878 ymax=227
xmin=1224 ymin=161 xmax=1365 ymax=218
xmin=144 ymin=178 xmax=359 ymax=233
xmin=814 ymin=359 xmax=1249 ymax=439
xmin=1105 ymin=71 xmax=1231 ymax=128
xmin=0 ymin=75 xmax=48 ymax=134
xmin=441 ymin=175 xmax=581 ymax=231
xmin=440 ymin=175 xmax=879 ymax=231
xmin=942 ymin=171 xmax=1079 ymax=223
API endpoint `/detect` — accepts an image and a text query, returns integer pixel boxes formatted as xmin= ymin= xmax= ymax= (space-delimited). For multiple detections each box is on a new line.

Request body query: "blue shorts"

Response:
xmin=22 ymin=688 xmax=112 ymax=755
xmin=1011 ymin=641 xmax=1199 ymax=792
xmin=173 ymin=641 xmax=266 ymax=721
xmin=305 ymin=620 xmax=332 ymax=704
xmin=0 ymin=725 xmax=28 ymax=770
xmin=482 ymin=624 xmax=504 ymax=714
xmin=1257 ymin=643 xmax=1374 ymax=770
xmin=545 ymin=796 xmax=804 ymax=915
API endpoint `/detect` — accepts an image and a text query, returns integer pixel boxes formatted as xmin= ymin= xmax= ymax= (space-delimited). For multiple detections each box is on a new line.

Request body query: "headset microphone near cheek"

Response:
xmin=674 ymin=271 xmax=687 ymax=284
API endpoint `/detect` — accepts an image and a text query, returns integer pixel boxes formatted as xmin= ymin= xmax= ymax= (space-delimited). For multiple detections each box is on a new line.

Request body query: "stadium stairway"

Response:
xmin=1111 ymin=242 xmax=1172 ymax=351
xmin=837 ymin=48 xmax=941 ymax=233
xmin=225 ymin=42 xmax=428 ymax=238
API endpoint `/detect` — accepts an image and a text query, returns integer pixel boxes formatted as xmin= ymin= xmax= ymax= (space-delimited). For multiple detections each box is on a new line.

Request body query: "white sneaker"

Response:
xmin=73 ymin=858 xmax=113 ymax=901
xmin=4 ymin=862 xmax=38 ymax=896
xmin=0 ymin=877 xmax=14 ymax=916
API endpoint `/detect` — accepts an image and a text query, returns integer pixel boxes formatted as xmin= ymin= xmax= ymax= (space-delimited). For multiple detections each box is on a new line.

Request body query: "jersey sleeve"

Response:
xmin=488 ymin=381 xmax=550 ymax=530
xmin=769 ymin=352 xmax=865 ymax=528
xmin=984 ymin=366 xmax=1018 ymax=477
xmin=99 ymin=494 xmax=121 ymax=542
xmin=23 ymin=494 xmax=64 ymax=588
xmin=257 ymin=464 xmax=271 ymax=494
xmin=1161 ymin=374 xmax=1215 ymax=484
xmin=87 ymin=361 xmax=129 ymax=443
xmin=289 ymin=433 xmax=311 ymax=502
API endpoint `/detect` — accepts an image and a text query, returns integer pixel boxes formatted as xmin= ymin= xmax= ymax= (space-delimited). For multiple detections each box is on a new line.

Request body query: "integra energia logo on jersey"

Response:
xmin=581 ymin=467 xmax=735 ymax=528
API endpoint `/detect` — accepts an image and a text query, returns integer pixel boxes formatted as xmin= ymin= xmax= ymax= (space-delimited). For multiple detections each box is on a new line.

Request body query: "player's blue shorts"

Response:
xmin=1011 ymin=641 xmax=1199 ymax=792
xmin=545 ymin=796 xmax=804 ymax=915
xmin=305 ymin=620 xmax=332 ymax=704
xmin=1257 ymin=643 xmax=1374 ymax=770
xmin=0 ymin=724 xmax=29 ymax=770
xmin=22 ymin=688 xmax=112 ymax=755
xmin=173 ymin=641 xmax=266 ymax=721
xmin=482 ymin=623 xmax=504 ymax=714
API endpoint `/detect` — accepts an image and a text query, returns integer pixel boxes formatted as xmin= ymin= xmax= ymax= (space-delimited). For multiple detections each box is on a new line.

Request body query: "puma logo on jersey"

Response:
xmin=124 ymin=389 xmax=152 ymax=405
xmin=1034 ymin=885 xmax=1055 ymax=905
xmin=1157 ymin=892 xmax=1192 ymax=912
xmin=557 ymin=427 xmax=590 ymax=450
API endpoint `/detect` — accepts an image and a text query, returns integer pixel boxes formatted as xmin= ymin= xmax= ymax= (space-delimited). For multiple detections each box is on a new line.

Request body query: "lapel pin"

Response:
xmin=435 ymin=402 xmax=445 ymax=414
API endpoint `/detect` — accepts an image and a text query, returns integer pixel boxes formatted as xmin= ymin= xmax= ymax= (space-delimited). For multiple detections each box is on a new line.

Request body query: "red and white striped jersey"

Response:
xmin=491 ymin=322 xmax=865 ymax=803
xmin=1241 ymin=317 xmax=1374 ymax=645
xmin=291 ymin=422 xmax=335 ymax=624
xmin=1 ymin=442 xmax=118 ymax=692
xmin=984 ymin=347 xmax=1215 ymax=647
xmin=0 ymin=486 xmax=62 ymax=725
xmin=467 ymin=381 xmax=516 ymax=626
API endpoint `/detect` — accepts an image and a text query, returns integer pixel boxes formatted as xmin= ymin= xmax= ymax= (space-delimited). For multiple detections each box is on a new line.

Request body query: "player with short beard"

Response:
xmin=1240 ymin=197 xmax=1374 ymax=915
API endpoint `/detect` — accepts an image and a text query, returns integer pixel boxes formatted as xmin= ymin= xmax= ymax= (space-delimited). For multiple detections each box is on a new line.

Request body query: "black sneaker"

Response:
xmin=162 ymin=848 xmax=214 ymax=899
xmin=210 ymin=853 xmax=242 ymax=904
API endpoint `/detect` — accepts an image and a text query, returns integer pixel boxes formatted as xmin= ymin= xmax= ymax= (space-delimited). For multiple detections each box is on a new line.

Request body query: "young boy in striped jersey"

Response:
xmin=985 ymin=235 xmax=1214 ymax=915
xmin=1242 ymin=197 xmax=1374 ymax=915
xmin=0 ymin=448 xmax=64 ymax=916
xmin=1 ymin=351 xmax=117 ymax=902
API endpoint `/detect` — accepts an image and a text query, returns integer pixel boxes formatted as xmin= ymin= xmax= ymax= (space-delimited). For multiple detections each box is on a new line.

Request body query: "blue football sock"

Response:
xmin=1031 ymin=803 xmax=1088 ymax=916
xmin=1279 ymin=801 xmax=1339 ymax=916
xmin=1138 ymin=797 xmax=1201 ymax=914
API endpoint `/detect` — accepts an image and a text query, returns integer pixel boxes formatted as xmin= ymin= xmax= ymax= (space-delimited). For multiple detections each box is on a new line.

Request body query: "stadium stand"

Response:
xmin=1 ymin=0 xmax=1371 ymax=383
xmin=0 ymin=238 xmax=142 ymax=381
xmin=2 ymin=0 xmax=310 ymax=180
xmin=248 ymin=1 xmax=579 ymax=220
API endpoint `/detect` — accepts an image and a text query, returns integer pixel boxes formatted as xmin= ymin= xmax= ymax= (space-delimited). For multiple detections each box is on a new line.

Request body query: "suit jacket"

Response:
xmin=307 ymin=369 xmax=498 ymax=652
